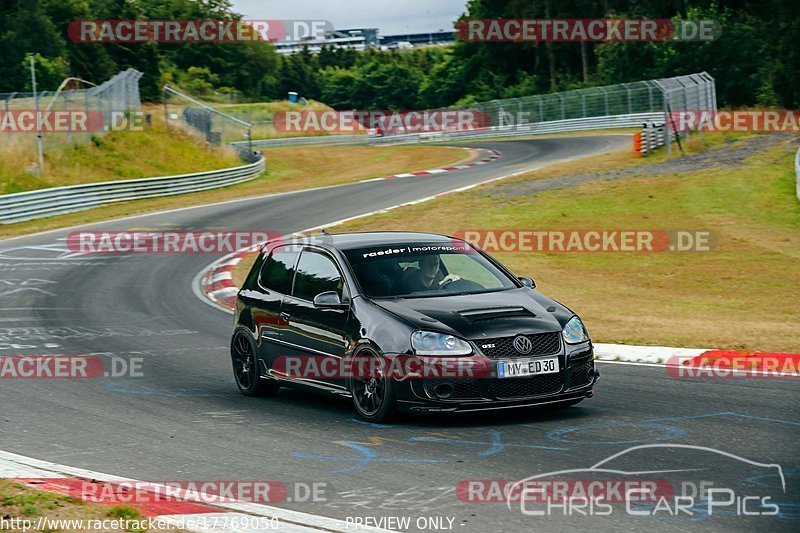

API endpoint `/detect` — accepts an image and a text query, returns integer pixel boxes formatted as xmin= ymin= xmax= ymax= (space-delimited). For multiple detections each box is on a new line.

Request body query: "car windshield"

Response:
xmin=343 ymin=242 xmax=518 ymax=298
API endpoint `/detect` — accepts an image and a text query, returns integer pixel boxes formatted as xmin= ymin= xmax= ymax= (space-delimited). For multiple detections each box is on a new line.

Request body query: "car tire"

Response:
xmin=231 ymin=329 xmax=280 ymax=397
xmin=349 ymin=348 xmax=396 ymax=422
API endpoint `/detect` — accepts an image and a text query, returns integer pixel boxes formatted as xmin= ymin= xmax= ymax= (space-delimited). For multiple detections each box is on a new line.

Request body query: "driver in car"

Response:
xmin=403 ymin=254 xmax=461 ymax=292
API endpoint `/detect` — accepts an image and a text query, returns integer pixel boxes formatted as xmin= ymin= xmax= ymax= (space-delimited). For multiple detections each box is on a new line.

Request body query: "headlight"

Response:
xmin=562 ymin=316 xmax=589 ymax=344
xmin=411 ymin=331 xmax=472 ymax=356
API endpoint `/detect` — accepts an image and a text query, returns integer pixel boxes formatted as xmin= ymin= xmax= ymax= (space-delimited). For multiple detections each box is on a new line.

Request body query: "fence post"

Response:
xmin=83 ymin=90 xmax=90 ymax=143
xmin=600 ymin=86 xmax=609 ymax=116
xmin=652 ymin=80 xmax=671 ymax=155
xmin=676 ymin=78 xmax=690 ymax=144
xmin=4 ymin=93 xmax=14 ymax=141
xmin=30 ymin=55 xmax=45 ymax=174
xmin=163 ymin=86 xmax=169 ymax=130
xmin=626 ymin=84 xmax=632 ymax=114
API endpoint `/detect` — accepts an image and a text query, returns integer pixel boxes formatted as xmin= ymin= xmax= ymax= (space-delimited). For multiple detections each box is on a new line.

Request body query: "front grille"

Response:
xmin=478 ymin=331 xmax=561 ymax=360
xmin=423 ymin=379 xmax=482 ymax=400
xmin=568 ymin=359 xmax=594 ymax=388
xmin=488 ymin=373 xmax=563 ymax=399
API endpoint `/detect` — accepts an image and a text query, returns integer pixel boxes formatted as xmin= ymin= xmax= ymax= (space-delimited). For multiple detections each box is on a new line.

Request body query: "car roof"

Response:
xmin=281 ymin=231 xmax=460 ymax=251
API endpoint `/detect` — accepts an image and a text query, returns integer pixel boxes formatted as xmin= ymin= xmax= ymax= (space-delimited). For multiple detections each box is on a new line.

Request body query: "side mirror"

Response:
xmin=313 ymin=291 xmax=348 ymax=309
xmin=518 ymin=276 xmax=536 ymax=289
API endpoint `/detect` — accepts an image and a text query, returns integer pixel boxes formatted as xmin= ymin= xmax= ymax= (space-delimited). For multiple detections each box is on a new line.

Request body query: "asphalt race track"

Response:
xmin=1 ymin=136 xmax=797 ymax=532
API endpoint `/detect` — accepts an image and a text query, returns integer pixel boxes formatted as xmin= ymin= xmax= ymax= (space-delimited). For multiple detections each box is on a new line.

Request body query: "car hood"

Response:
xmin=371 ymin=288 xmax=568 ymax=340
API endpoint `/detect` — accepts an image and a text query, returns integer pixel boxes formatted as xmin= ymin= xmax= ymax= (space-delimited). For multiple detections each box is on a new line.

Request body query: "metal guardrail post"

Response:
xmin=795 ymin=147 xmax=800 ymax=201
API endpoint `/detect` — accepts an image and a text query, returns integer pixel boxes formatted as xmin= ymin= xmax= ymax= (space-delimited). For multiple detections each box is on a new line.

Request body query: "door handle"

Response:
xmin=280 ymin=311 xmax=291 ymax=323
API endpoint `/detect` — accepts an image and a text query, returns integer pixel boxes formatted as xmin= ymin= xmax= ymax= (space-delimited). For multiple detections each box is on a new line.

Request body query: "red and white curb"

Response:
xmin=383 ymin=150 xmax=501 ymax=178
xmin=0 ymin=450 xmax=395 ymax=533
xmin=594 ymin=344 xmax=799 ymax=376
xmin=593 ymin=343 xmax=705 ymax=365
xmin=198 ymin=251 xmax=251 ymax=311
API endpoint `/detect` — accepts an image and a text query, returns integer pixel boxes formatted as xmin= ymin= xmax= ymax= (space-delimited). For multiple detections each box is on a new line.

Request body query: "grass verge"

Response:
xmin=0 ymin=479 xmax=181 ymax=532
xmin=0 ymin=143 xmax=468 ymax=239
xmin=0 ymin=123 xmax=241 ymax=195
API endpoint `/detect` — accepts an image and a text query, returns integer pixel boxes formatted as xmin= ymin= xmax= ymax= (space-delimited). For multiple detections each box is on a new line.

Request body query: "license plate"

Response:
xmin=497 ymin=357 xmax=559 ymax=379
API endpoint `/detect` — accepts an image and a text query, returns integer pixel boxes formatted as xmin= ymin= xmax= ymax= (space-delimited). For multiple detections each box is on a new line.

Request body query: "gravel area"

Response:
xmin=488 ymin=133 xmax=797 ymax=198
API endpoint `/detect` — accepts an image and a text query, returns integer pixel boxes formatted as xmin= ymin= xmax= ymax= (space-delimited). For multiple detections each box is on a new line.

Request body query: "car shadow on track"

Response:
xmin=396 ymin=405 xmax=607 ymax=429
xmin=246 ymin=387 xmax=604 ymax=428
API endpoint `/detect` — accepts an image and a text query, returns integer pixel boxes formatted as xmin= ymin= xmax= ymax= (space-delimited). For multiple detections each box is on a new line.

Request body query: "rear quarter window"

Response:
xmin=259 ymin=249 xmax=299 ymax=294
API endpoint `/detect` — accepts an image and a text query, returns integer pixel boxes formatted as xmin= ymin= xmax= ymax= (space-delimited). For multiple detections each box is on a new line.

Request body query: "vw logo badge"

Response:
xmin=513 ymin=335 xmax=533 ymax=355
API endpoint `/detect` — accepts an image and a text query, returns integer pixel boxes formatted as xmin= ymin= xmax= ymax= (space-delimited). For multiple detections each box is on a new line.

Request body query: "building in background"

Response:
xmin=380 ymin=31 xmax=454 ymax=48
xmin=274 ymin=27 xmax=454 ymax=55
xmin=275 ymin=28 xmax=378 ymax=55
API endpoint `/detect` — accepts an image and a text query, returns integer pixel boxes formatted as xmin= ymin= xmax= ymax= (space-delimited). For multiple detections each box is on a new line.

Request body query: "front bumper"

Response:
xmin=391 ymin=343 xmax=598 ymax=413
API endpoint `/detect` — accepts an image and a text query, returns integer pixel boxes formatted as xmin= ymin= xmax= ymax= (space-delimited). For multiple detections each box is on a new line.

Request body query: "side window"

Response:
xmin=293 ymin=251 xmax=343 ymax=301
xmin=259 ymin=249 xmax=298 ymax=294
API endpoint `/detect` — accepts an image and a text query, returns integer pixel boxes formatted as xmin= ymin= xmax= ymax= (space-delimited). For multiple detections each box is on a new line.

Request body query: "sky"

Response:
xmin=230 ymin=0 xmax=466 ymax=35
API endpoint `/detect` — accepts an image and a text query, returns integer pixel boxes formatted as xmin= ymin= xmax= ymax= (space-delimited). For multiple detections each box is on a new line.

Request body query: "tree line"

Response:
xmin=1 ymin=0 xmax=796 ymax=109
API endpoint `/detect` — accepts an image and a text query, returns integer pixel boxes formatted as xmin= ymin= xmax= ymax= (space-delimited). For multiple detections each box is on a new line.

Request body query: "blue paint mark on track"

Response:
xmin=290 ymin=440 xmax=445 ymax=474
xmin=411 ymin=431 xmax=568 ymax=455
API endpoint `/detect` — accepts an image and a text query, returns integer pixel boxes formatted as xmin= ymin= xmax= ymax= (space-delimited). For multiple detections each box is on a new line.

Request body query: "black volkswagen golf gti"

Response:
xmin=231 ymin=232 xmax=598 ymax=421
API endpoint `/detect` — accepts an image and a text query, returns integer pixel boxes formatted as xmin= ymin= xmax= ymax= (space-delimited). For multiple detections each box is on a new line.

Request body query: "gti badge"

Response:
xmin=513 ymin=335 xmax=533 ymax=355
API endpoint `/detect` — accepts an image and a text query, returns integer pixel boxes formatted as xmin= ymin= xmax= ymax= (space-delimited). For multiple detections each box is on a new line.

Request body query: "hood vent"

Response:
xmin=458 ymin=306 xmax=535 ymax=322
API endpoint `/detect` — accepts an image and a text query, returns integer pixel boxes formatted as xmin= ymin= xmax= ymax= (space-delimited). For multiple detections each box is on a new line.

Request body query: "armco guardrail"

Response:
xmin=236 ymin=112 xmax=665 ymax=149
xmin=0 ymin=155 xmax=264 ymax=225
xmin=236 ymin=73 xmax=713 ymax=150
xmin=234 ymin=134 xmax=368 ymax=149
xmin=633 ymin=122 xmax=666 ymax=157
xmin=370 ymin=112 xmax=665 ymax=145
xmin=795 ymin=147 xmax=800 ymax=200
